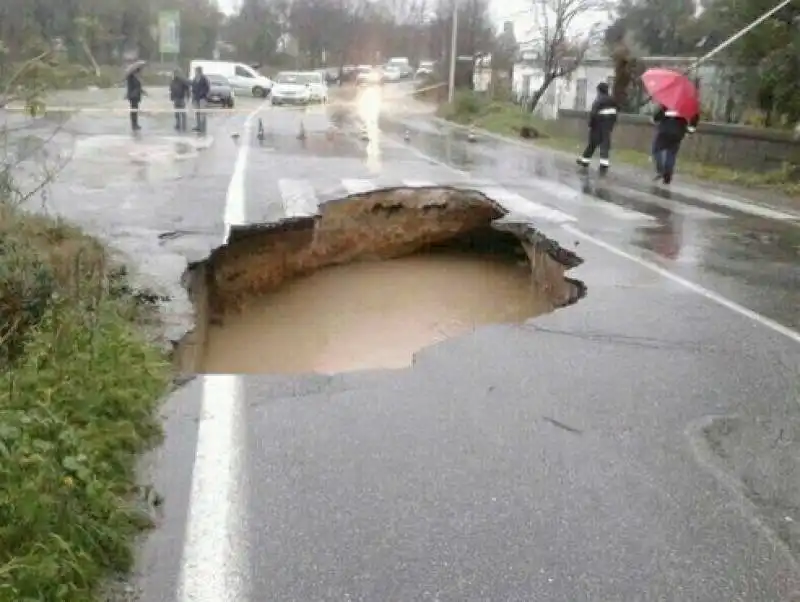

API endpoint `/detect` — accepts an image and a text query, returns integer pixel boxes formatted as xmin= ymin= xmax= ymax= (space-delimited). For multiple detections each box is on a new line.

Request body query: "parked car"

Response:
xmin=188 ymin=59 xmax=273 ymax=97
xmin=356 ymin=66 xmax=383 ymax=86
xmin=206 ymin=74 xmax=235 ymax=108
xmin=386 ymin=57 xmax=413 ymax=78
xmin=302 ymin=71 xmax=328 ymax=102
xmin=271 ymin=71 xmax=328 ymax=105
xmin=416 ymin=60 xmax=436 ymax=78
xmin=382 ymin=66 xmax=401 ymax=82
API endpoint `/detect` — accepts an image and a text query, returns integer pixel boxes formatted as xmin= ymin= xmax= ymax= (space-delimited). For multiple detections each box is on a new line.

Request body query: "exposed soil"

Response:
xmin=175 ymin=186 xmax=586 ymax=375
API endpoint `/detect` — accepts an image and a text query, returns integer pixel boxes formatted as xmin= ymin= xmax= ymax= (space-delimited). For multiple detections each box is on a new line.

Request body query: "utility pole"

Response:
xmin=690 ymin=0 xmax=796 ymax=69
xmin=447 ymin=0 xmax=458 ymax=103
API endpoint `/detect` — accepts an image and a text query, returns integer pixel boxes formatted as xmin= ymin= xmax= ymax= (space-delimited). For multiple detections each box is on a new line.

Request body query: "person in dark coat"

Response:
xmin=576 ymin=82 xmax=618 ymax=174
xmin=125 ymin=67 xmax=144 ymax=131
xmin=170 ymin=70 xmax=191 ymax=132
xmin=191 ymin=66 xmax=210 ymax=134
xmin=651 ymin=105 xmax=700 ymax=184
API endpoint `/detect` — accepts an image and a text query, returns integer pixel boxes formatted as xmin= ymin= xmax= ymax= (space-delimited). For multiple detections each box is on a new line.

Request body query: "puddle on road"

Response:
xmin=203 ymin=253 xmax=549 ymax=374
xmin=176 ymin=186 xmax=586 ymax=376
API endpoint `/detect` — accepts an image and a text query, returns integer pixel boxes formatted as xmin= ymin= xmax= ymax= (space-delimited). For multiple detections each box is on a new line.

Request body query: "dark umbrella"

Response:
xmin=124 ymin=60 xmax=147 ymax=77
xmin=641 ymin=68 xmax=700 ymax=120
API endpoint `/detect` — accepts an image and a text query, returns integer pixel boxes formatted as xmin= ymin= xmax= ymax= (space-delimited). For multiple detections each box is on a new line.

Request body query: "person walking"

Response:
xmin=576 ymin=82 xmax=618 ymax=174
xmin=191 ymin=66 xmax=210 ymax=135
xmin=651 ymin=104 xmax=700 ymax=184
xmin=170 ymin=70 xmax=191 ymax=132
xmin=125 ymin=63 xmax=145 ymax=132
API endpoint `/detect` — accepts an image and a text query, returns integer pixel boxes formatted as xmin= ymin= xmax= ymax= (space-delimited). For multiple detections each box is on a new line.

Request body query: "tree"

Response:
xmin=605 ymin=0 xmax=702 ymax=56
xmin=521 ymin=0 xmax=607 ymax=111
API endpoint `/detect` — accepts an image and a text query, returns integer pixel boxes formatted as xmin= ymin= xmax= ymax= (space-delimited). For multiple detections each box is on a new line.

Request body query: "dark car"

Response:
xmin=206 ymin=74 xmax=235 ymax=108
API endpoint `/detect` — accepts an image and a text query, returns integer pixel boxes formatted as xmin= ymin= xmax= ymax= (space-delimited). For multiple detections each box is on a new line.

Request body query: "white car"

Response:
xmin=304 ymin=71 xmax=329 ymax=102
xmin=188 ymin=60 xmax=273 ymax=97
xmin=382 ymin=66 xmax=401 ymax=82
xmin=271 ymin=71 xmax=328 ymax=105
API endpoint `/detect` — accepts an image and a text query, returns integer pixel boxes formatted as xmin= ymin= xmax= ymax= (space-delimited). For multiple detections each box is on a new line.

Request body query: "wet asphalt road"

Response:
xmin=6 ymin=84 xmax=800 ymax=601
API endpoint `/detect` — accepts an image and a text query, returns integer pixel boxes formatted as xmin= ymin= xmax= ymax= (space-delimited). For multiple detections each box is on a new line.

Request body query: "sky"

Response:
xmin=214 ymin=0 xmax=611 ymax=44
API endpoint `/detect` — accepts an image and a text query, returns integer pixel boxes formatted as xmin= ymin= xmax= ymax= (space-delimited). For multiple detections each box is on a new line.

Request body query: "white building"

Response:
xmin=512 ymin=53 xmax=728 ymax=119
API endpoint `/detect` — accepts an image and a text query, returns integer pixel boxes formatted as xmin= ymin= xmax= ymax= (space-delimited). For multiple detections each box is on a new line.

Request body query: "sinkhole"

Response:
xmin=175 ymin=187 xmax=586 ymax=375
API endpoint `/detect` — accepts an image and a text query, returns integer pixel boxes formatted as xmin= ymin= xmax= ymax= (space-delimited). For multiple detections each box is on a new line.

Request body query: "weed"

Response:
xmin=0 ymin=202 xmax=171 ymax=601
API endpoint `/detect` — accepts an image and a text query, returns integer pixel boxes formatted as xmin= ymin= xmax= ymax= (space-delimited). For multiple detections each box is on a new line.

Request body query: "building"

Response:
xmin=512 ymin=53 xmax=729 ymax=119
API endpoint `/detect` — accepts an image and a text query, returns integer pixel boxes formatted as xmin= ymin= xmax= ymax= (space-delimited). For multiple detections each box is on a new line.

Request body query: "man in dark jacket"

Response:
xmin=651 ymin=105 xmax=700 ymax=184
xmin=191 ymin=66 xmax=210 ymax=134
xmin=170 ymin=70 xmax=190 ymax=132
xmin=576 ymin=82 xmax=618 ymax=174
xmin=125 ymin=67 xmax=144 ymax=131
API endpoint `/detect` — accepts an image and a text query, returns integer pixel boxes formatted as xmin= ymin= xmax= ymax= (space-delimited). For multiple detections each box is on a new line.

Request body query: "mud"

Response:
xmin=176 ymin=186 xmax=586 ymax=375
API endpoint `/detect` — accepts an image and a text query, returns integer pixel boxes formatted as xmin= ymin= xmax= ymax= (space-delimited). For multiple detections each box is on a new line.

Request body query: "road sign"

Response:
xmin=158 ymin=10 xmax=180 ymax=55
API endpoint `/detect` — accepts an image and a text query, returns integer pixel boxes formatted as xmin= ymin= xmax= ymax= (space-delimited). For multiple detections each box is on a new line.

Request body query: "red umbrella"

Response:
xmin=641 ymin=68 xmax=699 ymax=120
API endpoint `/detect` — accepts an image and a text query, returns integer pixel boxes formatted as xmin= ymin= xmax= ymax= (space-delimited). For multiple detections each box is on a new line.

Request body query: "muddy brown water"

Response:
xmin=202 ymin=253 xmax=552 ymax=375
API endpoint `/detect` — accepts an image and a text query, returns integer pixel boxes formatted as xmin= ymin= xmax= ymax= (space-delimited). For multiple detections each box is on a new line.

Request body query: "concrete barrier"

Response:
xmin=557 ymin=109 xmax=800 ymax=173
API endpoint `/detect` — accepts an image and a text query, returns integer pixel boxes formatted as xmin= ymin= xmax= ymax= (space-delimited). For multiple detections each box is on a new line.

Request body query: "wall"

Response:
xmin=512 ymin=57 xmax=731 ymax=119
xmin=557 ymin=109 xmax=800 ymax=172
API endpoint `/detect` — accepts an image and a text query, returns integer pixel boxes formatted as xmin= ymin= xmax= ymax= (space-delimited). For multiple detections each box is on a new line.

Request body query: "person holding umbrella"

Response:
xmin=576 ymin=82 xmax=618 ymax=174
xmin=125 ymin=60 xmax=147 ymax=132
xmin=640 ymin=68 xmax=700 ymax=184
xmin=651 ymin=105 xmax=699 ymax=184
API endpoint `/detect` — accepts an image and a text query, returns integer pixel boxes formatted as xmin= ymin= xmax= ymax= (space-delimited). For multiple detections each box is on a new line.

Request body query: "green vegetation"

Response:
xmin=1 ymin=51 xmax=171 ymax=601
xmin=0 ymin=203 xmax=171 ymax=601
xmin=439 ymin=92 xmax=800 ymax=197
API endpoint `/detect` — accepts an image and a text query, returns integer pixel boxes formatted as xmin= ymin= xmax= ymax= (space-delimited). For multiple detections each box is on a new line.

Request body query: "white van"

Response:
xmin=188 ymin=60 xmax=273 ymax=97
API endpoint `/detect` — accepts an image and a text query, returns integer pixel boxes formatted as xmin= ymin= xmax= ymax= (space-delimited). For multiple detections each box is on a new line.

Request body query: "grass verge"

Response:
xmin=438 ymin=92 xmax=800 ymax=197
xmin=0 ymin=201 xmax=171 ymax=600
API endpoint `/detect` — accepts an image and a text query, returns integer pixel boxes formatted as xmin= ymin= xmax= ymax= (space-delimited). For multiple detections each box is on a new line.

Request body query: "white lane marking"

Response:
xmin=563 ymin=224 xmax=800 ymax=345
xmin=279 ymin=178 xmax=319 ymax=217
xmin=611 ymin=184 xmax=727 ymax=220
xmin=178 ymin=102 xmax=265 ymax=602
xmin=529 ymin=178 xmax=653 ymax=222
xmin=669 ymin=185 xmax=799 ymax=222
xmin=341 ymin=178 xmax=378 ymax=194
xmin=178 ymin=374 xmax=246 ymax=602
xmin=222 ymin=103 xmax=264 ymax=240
xmin=480 ymin=186 xmax=576 ymax=223
xmin=390 ymin=132 xmax=800 ymax=344
xmin=402 ymin=179 xmax=437 ymax=187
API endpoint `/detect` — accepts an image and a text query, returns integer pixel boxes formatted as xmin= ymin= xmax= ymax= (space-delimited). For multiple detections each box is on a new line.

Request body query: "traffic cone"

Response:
xmin=297 ymin=119 xmax=306 ymax=140
xmin=467 ymin=126 xmax=477 ymax=142
xmin=403 ymin=129 xmax=410 ymax=141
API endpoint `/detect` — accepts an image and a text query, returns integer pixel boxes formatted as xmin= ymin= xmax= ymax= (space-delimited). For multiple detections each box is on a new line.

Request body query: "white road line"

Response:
xmin=341 ymin=178 xmax=378 ymax=194
xmin=563 ymin=224 xmax=800 ymax=345
xmin=670 ymin=184 xmax=799 ymax=221
xmin=222 ymin=104 xmax=264 ymax=240
xmin=402 ymin=179 xmax=437 ymax=187
xmin=279 ymin=178 xmax=319 ymax=217
xmin=480 ymin=186 xmax=577 ymax=223
xmin=177 ymin=375 xmax=246 ymax=602
xmin=529 ymin=178 xmax=653 ymax=222
xmin=178 ymin=102 xmax=265 ymax=602
xmin=392 ymin=131 xmax=800 ymax=344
